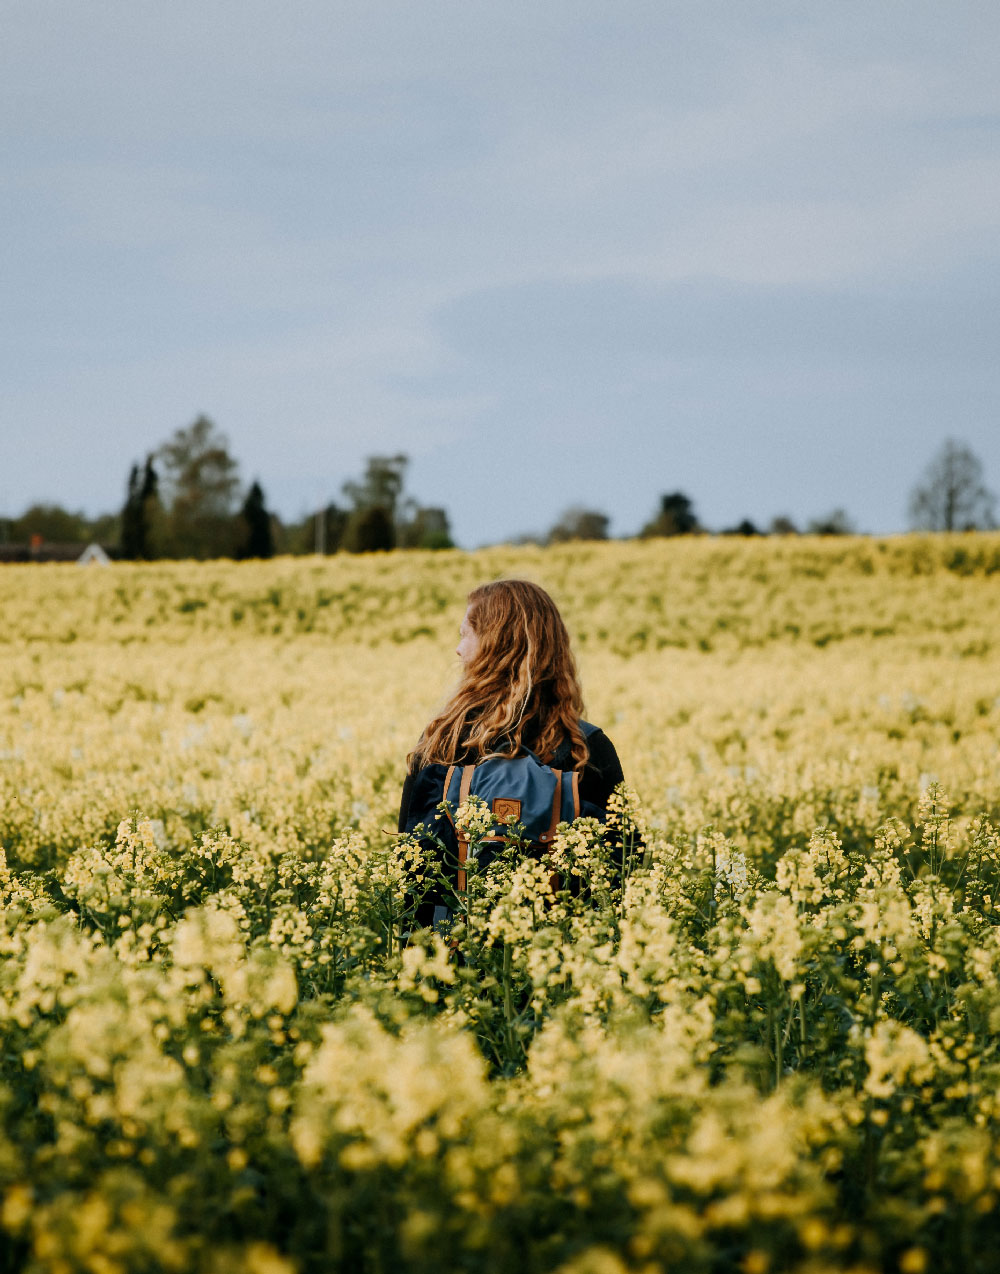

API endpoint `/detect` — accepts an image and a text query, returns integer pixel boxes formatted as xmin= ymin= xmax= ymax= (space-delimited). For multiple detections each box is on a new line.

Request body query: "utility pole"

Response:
xmin=315 ymin=505 xmax=326 ymax=555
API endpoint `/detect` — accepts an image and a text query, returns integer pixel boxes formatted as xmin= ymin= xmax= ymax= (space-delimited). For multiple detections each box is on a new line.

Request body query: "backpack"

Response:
xmin=442 ymin=719 xmax=600 ymax=891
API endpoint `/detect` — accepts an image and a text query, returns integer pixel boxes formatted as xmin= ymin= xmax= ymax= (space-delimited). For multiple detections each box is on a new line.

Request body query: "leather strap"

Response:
xmin=547 ymin=770 xmax=581 ymax=893
xmin=544 ymin=769 xmax=563 ymax=893
xmin=540 ymin=769 xmax=562 ymax=844
xmin=454 ymin=765 xmax=474 ymax=891
xmin=442 ymin=764 xmax=467 ymax=892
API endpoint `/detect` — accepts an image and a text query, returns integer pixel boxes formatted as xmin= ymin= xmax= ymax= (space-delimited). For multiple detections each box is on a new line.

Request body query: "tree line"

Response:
xmin=515 ymin=438 xmax=996 ymax=545
xmin=1 ymin=418 xmax=453 ymax=561
xmin=1 ymin=427 xmax=995 ymax=560
xmin=117 ymin=417 xmax=457 ymax=560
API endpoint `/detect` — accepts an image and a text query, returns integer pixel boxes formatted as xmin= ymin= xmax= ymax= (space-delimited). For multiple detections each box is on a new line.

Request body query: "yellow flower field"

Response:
xmin=1 ymin=535 xmax=999 ymax=1273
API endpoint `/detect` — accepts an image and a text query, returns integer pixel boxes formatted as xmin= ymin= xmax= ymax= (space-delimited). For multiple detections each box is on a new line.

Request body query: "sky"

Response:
xmin=3 ymin=1 xmax=999 ymax=546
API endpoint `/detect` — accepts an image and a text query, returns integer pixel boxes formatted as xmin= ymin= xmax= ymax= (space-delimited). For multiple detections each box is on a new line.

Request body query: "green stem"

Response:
xmin=502 ymin=944 xmax=514 ymax=1062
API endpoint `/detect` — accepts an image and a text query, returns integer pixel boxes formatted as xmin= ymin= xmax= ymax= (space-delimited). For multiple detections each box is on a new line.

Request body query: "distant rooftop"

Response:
xmin=0 ymin=541 xmax=120 ymax=564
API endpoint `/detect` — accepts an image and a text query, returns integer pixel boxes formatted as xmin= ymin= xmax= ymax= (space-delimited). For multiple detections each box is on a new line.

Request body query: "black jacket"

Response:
xmin=397 ymin=723 xmax=625 ymax=925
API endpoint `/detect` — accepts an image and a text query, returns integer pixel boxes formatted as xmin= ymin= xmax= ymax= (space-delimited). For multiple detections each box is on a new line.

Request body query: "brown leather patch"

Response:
xmin=492 ymin=798 xmax=521 ymax=824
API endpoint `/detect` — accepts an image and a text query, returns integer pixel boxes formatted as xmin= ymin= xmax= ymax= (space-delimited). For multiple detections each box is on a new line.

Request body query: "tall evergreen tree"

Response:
xmin=640 ymin=491 xmax=699 ymax=537
xmin=120 ymin=455 xmax=162 ymax=559
xmin=120 ymin=464 xmax=143 ymax=559
xmin=237 ymin=481 xmax=275 ymax=559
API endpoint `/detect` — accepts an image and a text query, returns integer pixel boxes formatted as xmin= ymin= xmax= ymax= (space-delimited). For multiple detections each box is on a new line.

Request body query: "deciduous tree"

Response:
xmin=158 ymin=416 xmax=242 ymax=558
xmin=806 ymin=508 xmax=855 ymax=536
xmin=548 ymin=507 xmax=610 ymax=544
xmin=908 ymin=439 xmax=996 ymax=532
xmin=397 ymin=504 xmax=454 ymax=550
xmin=11 ymin=504 xmax=90 ymax=543
xmin=341 ymin=454 xmax=409 ymax=552
xmin=340 ymin=454 xmax=454 ymax=552
xmin=342 ymin=504 xmax=395 ymax=553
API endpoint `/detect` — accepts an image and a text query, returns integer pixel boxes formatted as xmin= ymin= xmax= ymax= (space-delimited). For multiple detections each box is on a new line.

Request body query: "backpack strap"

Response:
xmin=443 ymin=763 xmax=475 ymax=892
xmin=544 ymin=768 xmax=563 ymax=893
xmin=539 ymin=770 xmax=563 ymax=845
xmin=544 ymin=770 xmax=580 ymax=893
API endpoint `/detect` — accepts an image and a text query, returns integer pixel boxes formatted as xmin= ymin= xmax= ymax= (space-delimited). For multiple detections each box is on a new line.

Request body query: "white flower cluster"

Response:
xmin=715 ymin=844 xmax=749 ymax=899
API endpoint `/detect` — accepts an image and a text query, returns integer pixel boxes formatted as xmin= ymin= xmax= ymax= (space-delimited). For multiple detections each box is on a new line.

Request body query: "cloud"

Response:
xmin=435 ymin=265 xmax=1000 ymax=373
xmin=2 ymin=2 xmax=999 ymax=542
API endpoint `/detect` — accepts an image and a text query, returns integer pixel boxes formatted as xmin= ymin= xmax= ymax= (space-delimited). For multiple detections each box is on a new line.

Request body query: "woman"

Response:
xmin=398 ymin=579 xmax=626 ymax=925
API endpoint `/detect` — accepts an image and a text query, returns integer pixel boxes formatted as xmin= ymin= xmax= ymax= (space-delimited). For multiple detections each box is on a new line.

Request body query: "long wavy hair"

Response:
xmin=410 ymin=579 xmax=587 ymax=770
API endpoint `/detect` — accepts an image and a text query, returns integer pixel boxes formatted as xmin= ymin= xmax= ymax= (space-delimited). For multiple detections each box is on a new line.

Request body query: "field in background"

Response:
xmin=1 ymin=536 xmax=1000 ymax=1273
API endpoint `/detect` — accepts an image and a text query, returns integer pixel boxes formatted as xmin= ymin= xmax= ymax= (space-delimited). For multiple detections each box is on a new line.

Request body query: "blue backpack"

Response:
xmin=442 ymin=719 xmax=600 ymax=891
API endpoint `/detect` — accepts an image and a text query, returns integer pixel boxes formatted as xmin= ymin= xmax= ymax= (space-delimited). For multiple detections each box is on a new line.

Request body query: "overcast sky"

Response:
xmin=3 ymin=2 xmax=999 ymax=545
